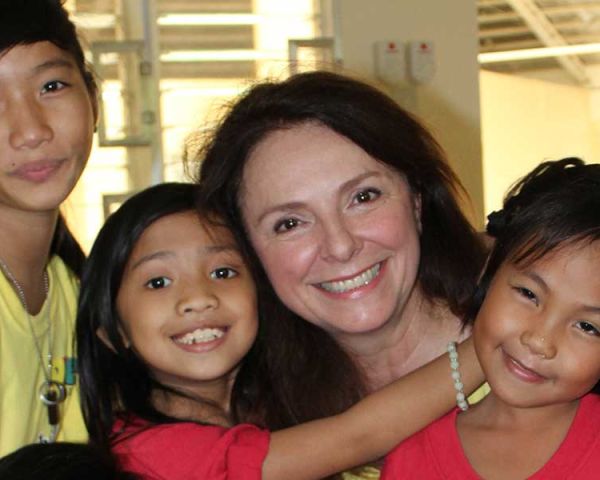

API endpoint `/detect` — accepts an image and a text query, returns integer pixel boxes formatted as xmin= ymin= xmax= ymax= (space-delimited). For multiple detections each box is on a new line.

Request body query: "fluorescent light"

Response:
xmin=158 ymin=14 xmax=260 ymax=26
xmin=72 ymin=13 xmax=260 ymax=29
xmin=479 ymin=43 xmax=600 ymax=63
xmin=160 ymin=50 xmax=273 ymax=62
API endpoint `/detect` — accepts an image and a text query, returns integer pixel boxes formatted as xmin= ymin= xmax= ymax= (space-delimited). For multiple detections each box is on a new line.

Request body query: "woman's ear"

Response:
xmin=413 ymin=193 xmax=422 ymax=234
xmin=96 ymin=326 xmax=130 ymax=353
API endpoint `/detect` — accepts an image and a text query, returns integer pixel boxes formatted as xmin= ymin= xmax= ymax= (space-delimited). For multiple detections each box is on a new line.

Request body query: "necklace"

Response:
xmin=0 ymin=257 xmax=66 ymax=443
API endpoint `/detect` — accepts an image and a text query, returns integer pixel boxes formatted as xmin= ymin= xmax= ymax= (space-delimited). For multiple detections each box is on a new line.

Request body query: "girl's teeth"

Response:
xmin=174 ymin=328 xmax=224 ymax=345
xmin=319 ymin=263 xmax=381 ymax=293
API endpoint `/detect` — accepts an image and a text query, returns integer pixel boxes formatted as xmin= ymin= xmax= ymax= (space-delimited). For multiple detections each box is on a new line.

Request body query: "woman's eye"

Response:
xmin=515 ymin=286 xmax=539 ymax=305
xmin=210 ymin=267 xmax=238 ymax=280
xmin=145 ymin=276 xmax=172 ymax=289
xmin=41 ymin=80 xmax=67 ymax=94
xmin=576 ymin=321 xmax=600 ymax=337
xmin=352 ymin=188 xmax=381 ymax=205
xmin=274 ymin=217 xmax=300 ymax=233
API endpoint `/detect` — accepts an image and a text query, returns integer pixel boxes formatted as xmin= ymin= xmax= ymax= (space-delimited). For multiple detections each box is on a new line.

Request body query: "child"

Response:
xmin=382 ymin=157 xmax=600 ymax=479
xmin=77 ymin=182 xmax=484 ymax=479
xmin=0 ymin=0 xmax=97 ymax=454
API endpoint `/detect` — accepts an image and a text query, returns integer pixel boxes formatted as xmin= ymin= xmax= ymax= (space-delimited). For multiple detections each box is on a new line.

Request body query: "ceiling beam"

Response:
xmin=505 ymin=0 xmax=589 ymax=84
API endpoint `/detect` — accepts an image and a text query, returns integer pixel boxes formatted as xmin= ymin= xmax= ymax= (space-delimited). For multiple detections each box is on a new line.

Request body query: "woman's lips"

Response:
xmin=315 ymin=261 xmax=384 ymax=297
xmin=503 ymin=350 xmax=548 ymax=384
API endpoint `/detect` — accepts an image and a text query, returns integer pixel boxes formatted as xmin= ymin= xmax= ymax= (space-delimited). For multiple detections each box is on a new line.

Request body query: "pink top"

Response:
xmin=382 ymin=393 xmax=600 ymax=479
xmin=112 ymin=416 xmax=270 ymax=480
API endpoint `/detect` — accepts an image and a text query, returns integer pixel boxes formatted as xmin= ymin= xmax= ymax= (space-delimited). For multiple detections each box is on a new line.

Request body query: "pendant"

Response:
xmin=39 ymin=380 xmax=66 ymax=406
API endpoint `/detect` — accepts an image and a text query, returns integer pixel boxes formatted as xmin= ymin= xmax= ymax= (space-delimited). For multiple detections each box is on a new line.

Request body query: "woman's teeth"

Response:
xmin=319 ymin=263 xmax=381 ymax=293
xmin=174 ymin=328 xmax=224 ymax=345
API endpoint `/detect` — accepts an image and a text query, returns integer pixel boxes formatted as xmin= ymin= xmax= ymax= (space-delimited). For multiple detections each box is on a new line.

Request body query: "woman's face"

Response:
xmin=240 ymin=123 xmax=422 ymax=337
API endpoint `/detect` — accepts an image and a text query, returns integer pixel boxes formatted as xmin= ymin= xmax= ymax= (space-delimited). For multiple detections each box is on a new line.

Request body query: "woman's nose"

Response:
xmin=176 ymin=283 xmax=219 ymax=315
xmin=520 ymin=328 xmax=558 ymax=360
xmin=320 ymin=217 xmax=362 ymax=262
xmin=7 ymin=99 xmax=53 ymax=150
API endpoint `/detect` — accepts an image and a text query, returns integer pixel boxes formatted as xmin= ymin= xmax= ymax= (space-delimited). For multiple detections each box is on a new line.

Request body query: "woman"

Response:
xmin=197 ymin=71 xmax=486 ymax=476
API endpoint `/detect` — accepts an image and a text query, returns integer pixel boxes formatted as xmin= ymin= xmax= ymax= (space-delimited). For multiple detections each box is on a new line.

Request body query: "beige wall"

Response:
xmin=480 ymin=70 xmax=600 ymax=216
xmin=337 ymin=0 xmax=484 ymax=226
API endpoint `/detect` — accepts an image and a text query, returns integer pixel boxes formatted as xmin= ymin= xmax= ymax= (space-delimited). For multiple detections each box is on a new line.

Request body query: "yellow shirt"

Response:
xmin=0 ymin=256 xmax=87 ymax=456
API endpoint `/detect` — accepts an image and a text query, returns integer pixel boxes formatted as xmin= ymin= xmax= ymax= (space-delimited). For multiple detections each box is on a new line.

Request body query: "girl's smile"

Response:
xmin=116 ymin=211 xmax=258 ymax=399
xmin=501 ymin=348 xmax=548 ymax=384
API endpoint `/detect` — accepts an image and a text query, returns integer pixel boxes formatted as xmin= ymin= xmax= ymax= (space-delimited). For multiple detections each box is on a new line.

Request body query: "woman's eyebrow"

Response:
xmin=338 ymin=171 xmax=383 ymax=193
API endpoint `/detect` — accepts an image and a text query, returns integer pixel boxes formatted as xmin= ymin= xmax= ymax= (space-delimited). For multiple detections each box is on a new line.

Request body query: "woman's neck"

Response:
xmin=0 ymin=206 xmax=58 ymax=313
xmin=335 ymin=289 xmax=468 ymax=391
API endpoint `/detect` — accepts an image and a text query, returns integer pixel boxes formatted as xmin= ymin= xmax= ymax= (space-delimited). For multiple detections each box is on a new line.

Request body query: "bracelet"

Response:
xmin=447 ymin=342 xmax=469 ymax=411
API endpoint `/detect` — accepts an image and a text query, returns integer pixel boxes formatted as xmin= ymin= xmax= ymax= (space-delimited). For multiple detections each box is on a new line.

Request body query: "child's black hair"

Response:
xmin=466 ymin=157 xmax=600 ymax=393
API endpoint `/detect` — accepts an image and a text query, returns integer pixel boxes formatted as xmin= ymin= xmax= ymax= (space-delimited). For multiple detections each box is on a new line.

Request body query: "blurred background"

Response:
xmin=62 ymin=0 xmax=600 ymax=250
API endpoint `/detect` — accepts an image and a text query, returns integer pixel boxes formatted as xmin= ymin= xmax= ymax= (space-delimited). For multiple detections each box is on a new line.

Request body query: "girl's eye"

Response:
xmin=576 ymin=321 xmax=600 ymax=337
xmin=210 ymin=267 xmax=238 ymax=280
xmin=145 ymin=276 xmax=172 ymax=289
xmin=515 ymin=286 xmax=539 ymax=306
xmin=352 ymin=188 xmax=381 ymax=204
xmin=41 ymin=80 xmax=67 ymax=94
xmin=274 ymin=217 xmax=300 ymax=233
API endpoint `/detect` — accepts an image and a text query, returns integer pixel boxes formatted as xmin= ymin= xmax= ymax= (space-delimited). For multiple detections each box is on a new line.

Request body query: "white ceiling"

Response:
xmin=478 ymin=0 xmax=600 ymax=85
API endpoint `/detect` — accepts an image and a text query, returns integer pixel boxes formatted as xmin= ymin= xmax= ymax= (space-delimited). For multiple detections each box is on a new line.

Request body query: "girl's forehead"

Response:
xmin=509 ymin=237 xmax=600 ymax=270
xmin=131 ymin=211 xmax=239 ymax=258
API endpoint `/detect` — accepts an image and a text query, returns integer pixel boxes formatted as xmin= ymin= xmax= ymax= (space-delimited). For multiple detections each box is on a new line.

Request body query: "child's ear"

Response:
xmin=96 ymin=326 xmax=131 ymax=353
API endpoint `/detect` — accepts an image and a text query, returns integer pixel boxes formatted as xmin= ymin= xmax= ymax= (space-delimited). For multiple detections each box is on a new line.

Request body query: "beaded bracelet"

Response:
xmin=447 ymin=341 xmax=469 ymax=411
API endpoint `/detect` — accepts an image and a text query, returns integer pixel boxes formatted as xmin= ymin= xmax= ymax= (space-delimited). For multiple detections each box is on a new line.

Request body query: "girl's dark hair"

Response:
xmin=466 ymin=157 xmax=600 ymax=394
xmin=195 ymin=71 xmax=484 ymax=429
xmin=2 ymin=0 xmax=98 ymax=277
xmin=0 ymin=442 xmax=138 ymax=480
xmin=77 ymin=183 xmax=228 ymax=451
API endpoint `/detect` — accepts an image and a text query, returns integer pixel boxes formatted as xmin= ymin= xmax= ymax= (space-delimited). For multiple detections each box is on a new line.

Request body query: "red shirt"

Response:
xmin=112 ymin=416 xmax=269 ymax=480
xmin=382 ymin=394 xmax=600 ymax=479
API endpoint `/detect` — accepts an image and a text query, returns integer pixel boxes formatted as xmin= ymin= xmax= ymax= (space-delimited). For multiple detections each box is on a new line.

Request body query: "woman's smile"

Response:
xmin=316 ymin=262 xmax=382 ymax=295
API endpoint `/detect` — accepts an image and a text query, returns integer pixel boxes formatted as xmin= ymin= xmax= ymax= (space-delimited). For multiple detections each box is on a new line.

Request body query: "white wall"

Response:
xmin=480 ymin=70 xmax=600 ymax=215
xmin=336 ymin=0 xmax=484 ymax=225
